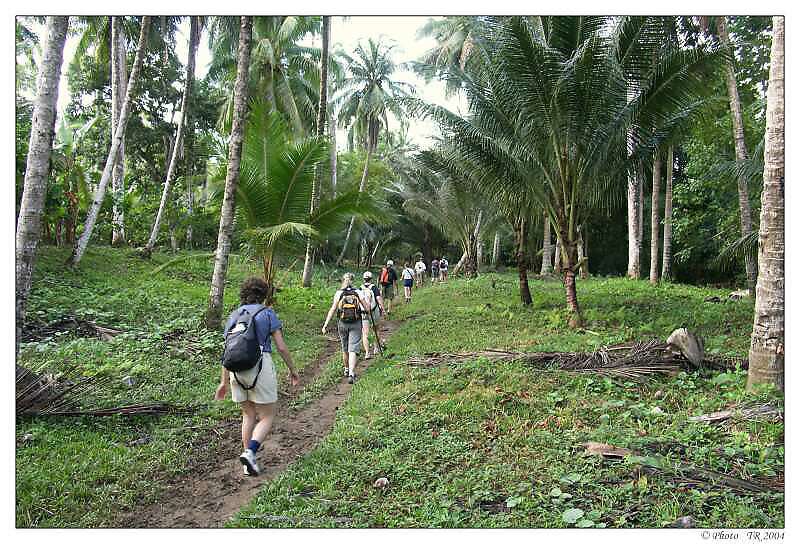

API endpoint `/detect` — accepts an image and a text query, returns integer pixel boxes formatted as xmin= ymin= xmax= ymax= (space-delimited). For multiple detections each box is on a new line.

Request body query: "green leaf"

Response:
xmin=505 ymin=496 xmax=523 ymax=508
xmin=577 ymin=518 xmax=595 ymax=528
xmin=550 ymin=487 xmax=563 ymax=497
xmin=562 ymin=508 xmax=585 ymax=524
xmin=559 ymin=473 xmax=583 ymax=485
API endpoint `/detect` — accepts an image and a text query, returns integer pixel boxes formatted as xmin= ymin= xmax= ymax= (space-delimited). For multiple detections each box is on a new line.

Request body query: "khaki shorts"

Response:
xmin=337 ymin=320 xmax=362 ymax=353
xmin=230 ymin=352 xmax=278 ymax=404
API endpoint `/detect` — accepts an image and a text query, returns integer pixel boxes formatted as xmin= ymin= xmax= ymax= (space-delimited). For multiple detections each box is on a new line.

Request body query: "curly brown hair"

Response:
xmin=239 ymin=277 xmax=269 ymax=304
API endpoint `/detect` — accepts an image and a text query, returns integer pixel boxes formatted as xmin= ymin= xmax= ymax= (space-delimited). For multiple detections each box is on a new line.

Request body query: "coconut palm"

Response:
xmin=334 ymin=37 xmax=414 ymax=264
xmin=748 ymin=16 xmax=784 ymax=390
xmin=16 ymin=16 xmax=69 ymax=352
xmin=409 ymin=16 xmax=721 ymax=326
xmin=209 ymin=101 xmax=382 ymax=301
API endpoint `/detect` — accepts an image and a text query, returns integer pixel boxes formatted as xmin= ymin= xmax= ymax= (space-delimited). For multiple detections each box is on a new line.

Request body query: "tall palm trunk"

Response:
xmin=111 ymin=16 xmax=127 ymax=246
xmin=15 ymin=16 xmax=69 ymax=353
xmin=747 ymin=16 xmax=784 ymax=391
xmin=203 ymin=16 xmax=252 ymax=330
xmin=661 ymin=145 xmax=675 ymax=281
xmin=554 ymin=235 xmax=561 ymax=274
xmin=68 ymin=17 xmax=151 ymax=267
xmin=492 ymin=231 xmax=501 ymax=268
xmin=185 ymin=17 xmax=201 ymax=248
xmin=144 ymin=16 xmax=198 ymax=256
xmin=626 ymin=85 xmax=642 ymax=279
xmin=302 ymin=15 xmax=330 ymax=287
xmin=540 ymin=212 xmax=553 ymax=275
xmin=558 ymin=224 xmax=582 ymax=328
xmin=337 ymin=121 xmax=376 ymax=265
xmin=718 ymin=17 xmax=757 ymax=293
xmin=465 ymin=210 xmax=483 ymax=277
xmin=577 ymin=225 xmax=588 ymax=280
xmin=514 ymin=218 xmax=532 ymax=305
xmin=649 ymin=149 xmax=662 ymax=284
xmin=329 ymin=109 xmax=338 ymax=195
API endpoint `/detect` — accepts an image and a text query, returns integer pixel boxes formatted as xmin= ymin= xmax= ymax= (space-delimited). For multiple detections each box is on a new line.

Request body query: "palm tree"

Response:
xmin=410 ymin=16 xmax=721 ymax=327
xmin=649 ymin=149 xmax=662 ymax=284
xmin=211 ymin=103 xmax=381 ymax=300
xmin=747 ymin=16 xmax=784 ymax=390
xmin=110 ymin=17 xmax=127 ymax=245
xmin=716 ymin=16 xmax=758 ymax=293
xmin=16 ymin=16 xmax=69 ymax=352
xmin=661 ymin=145 xmax=675 ymax=280
xmin=301 ymin=15 xmax=330 ymax=288
xmin=68 ymin=17 xmax=151 ymax=267
xmin=334 ymin=38 xmax=414 ymax=264
xmin=208 ymin=16 xmax=333 ymax=136
xmin=205 ymin=16 xmax=252 ymax=330
xmin=143 ymin=16 xmax=200 ymax=256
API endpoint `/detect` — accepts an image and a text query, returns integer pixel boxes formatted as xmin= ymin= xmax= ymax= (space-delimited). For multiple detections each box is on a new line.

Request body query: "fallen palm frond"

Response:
xmin=405 ymin=340 xmax=745 ymax=379
xmin=16 ymin=364 xmax=193 ymax=418
xmin=21 ymin=315 xmax=123 ymax=342
xmin=689 ymin=403 xmax=783 ymax=424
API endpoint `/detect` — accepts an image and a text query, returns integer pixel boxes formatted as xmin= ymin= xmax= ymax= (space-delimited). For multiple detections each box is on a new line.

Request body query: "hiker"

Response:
xmin=430 ymin=257 xmax=440 ymax=283
xmin=439 ymin=256 xmax=449 ymax=282
xmin=214 ymin=277 xmax=300 ymax=477
xmin=379 ymin=260 xmax=398 ymax=315
xmin=321 ymin=273 xmax=371 ymax=384
xmin=414 ymin=258 xmax=427 ymax=288
xmin=360 ymin=271 xmax=385 ymax=359
xmin=401 ymin=262 xmax=415 ymax=302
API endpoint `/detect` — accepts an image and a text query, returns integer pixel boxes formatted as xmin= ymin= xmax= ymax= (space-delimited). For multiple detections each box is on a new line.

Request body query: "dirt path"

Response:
xmin=117 ymin=319 xmax=402 ymax=528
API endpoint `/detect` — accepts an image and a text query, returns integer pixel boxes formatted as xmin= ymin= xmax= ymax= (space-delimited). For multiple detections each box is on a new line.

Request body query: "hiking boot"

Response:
xmin=239 ymin=449 xmax=260 ymax=476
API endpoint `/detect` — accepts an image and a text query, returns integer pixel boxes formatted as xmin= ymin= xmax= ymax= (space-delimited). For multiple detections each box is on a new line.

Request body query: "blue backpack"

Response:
xmin=222 ymin=305 xmax=270 ymax=390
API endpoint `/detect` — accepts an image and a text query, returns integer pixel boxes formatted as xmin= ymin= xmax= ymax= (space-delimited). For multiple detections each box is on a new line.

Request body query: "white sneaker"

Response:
xmin=239 ymin=449 xmax=260 ymax=476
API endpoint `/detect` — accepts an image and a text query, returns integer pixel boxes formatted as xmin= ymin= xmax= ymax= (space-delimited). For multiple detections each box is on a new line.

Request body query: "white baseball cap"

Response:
xmin=363 ymin=271 xmax=373 ymax=280
xmin=386 ymin=260 xmax=394 ymax=266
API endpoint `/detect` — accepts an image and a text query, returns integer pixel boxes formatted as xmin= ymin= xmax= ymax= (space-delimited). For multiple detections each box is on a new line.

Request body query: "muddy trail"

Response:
xmin=117 ymin=318 xmax=402 ymax=528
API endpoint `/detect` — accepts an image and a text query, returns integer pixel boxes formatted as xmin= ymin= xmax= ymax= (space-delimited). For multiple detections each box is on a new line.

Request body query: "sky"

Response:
xmin=26 ymin=16 xmax=466 ymax=149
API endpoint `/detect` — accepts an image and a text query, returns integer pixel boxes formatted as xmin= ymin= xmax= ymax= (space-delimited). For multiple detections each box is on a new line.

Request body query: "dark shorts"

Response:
xmin=431 ymin=268 xmax=440 ymax=278
xmin=381 ymin=283 xmax=395 ymax=300
xmin=403 ymin=278 xmax=413 ymax=288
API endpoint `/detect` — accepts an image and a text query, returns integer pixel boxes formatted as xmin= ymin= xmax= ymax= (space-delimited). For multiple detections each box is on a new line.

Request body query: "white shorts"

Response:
xmin=230 ymin=352 xmax=278 ymax=404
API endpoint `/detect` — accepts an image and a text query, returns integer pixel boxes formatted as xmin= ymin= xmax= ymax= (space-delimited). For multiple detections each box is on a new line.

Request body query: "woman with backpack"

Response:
xmin=379 ymin=260 xmax=398 ymax=315
xmin=401 ymin=262 xmax=415 ymax=303
xmin=322 ymin=273 xmax=371 ymax=383
xmin=214 ymin=277 xmax=300 ymax=477
xmin=360 ymin=271 xmax=385 ymax=359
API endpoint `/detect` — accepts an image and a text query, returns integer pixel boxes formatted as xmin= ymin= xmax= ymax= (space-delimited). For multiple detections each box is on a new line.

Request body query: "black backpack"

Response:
xmin=337 ymin=287 xmax=361 ymax=323
xmin=222 ymin=305 xmax=270 ymax=390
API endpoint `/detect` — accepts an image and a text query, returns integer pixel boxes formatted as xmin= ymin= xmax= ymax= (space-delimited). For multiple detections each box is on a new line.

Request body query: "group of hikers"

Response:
xmin=214 ymin=255 xmax=450 ymax=477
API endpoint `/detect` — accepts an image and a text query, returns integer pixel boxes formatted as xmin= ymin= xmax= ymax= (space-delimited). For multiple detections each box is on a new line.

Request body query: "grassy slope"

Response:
xmin=16 ymin=247 xmax=334 ymax=527
xmin=230 ymin=274 xmax=783 ymax=528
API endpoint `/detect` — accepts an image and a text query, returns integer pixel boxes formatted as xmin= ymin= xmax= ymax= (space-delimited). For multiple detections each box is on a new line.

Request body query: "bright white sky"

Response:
xmin=27 ymin=16 xmax=466 ymax=149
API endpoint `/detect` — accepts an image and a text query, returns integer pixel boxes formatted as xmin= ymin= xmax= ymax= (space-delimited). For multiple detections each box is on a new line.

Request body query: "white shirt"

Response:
xmin=402 ymin=267 xmax=414 ymax=280
xmin=415 ymin=261 xmax=426 ymax=273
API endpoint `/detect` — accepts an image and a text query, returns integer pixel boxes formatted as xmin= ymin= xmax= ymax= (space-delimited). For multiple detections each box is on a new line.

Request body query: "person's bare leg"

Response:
xmin=241 ymin=401 xmax=256 ymax=450
xmin=251 ymin=402 xmax=276 ymax=444
xmin=342 ymin=351 xmax=348 ymax=376
xmin=362 ymin=321 xmax=370 ymax=357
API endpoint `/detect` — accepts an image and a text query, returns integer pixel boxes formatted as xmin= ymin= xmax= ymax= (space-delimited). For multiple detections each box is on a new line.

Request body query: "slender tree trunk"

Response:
xmin=68 ymin=17 xmax=151 ymax=267
xmin=661 ymin=145 xmax=675 ymax=281
xmin=577 ymin=225 xmax=588 ymax=280
xmin=302 ymin=15 xmax=330 ymax=287
xmin=718 ymin=16 xmax=758 ymax=293
xmin=492 ymin=231 xmax=501 ymax=269
xmin=111 ymin=17 xmax=127 ymax=246
xmin=747 ymin=16 xmax=784 ymax=391
xmin=337 ymin=131 xmax=374 ymax=265
xmin=637 ymin=162 xmax=644 ymax=260
xmin=514 ymin=219 xmax=533 ymax=305
xmin=540 ymin=212 xmax=553 ymax=275
xmin=626 ymin=82 xmax=642 ymax=279
xmin=144 ymin=16 xmax=198 ymax=256
xmin=15 ymin=16 xmax=69 ymax=353
xmin=204 ymin=16 xmax=252 ymax=330
xmin=554 ymin=235 xmax=562 ymax=274
xmin=649 ymin=150 xmax=662 ymax=284
xmin=451 ymin=251 xmax=467 ymax=277
xmin=465 ymin=210 xmax=482 ymax=277
xmin=185 ymin=20 xmax=201 ymax=248
xmin=558 ymin=225 xmax=582 ymax=328
xmin=329 ymin=108 xmax=338 ymax=195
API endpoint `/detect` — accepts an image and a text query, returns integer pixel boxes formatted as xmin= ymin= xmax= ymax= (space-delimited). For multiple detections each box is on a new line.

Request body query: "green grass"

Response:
xmin=17 ymin=252 xmax=783 ymax=528
xmin=16 ymin=246 xmax=336 ymax=527
xmin=229 ymin=273 xmax=783 ymax=528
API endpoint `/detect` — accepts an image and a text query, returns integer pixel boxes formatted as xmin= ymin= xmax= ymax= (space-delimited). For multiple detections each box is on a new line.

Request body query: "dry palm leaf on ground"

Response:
xmin=405 ymin=339 xmax=744 ymax=379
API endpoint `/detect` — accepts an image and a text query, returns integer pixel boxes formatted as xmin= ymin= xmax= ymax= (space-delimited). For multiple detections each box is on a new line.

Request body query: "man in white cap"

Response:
xmin=359 ymin=271 xmax=384 ymax=358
